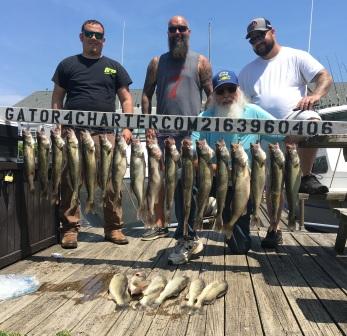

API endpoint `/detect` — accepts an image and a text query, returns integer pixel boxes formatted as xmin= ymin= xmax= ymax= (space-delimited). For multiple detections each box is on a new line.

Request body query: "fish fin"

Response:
xmin=51 ymin=192 xmax=60 ymax=205
xmin=194 ymin=217 xmax=203 ymax=231
xmin=84 ymin=201 xmax=94 ymax=214
xmin=180 ymin=302 xmax=194 ymax=314
xmin=192 ymin=304 xmax=203 ymax=315
xmin=115 ymin=302 xmax=129 ymax=311
xmin=250 ymin=215 xmax=260 ymax=229
xmin=213 ymin=215 xmax=223 ymax=232
xmin=287 ymin=217 xmax=296 ymax=231
xmin=216 ymin=289 xmax=228 ymax=299
xmin=222 ymin=224 xmax=233 ymax=240
xmin=130 ymin=301 xmax=139 ymax=310
xmin=41 ymin=190 xmax=48 ymax=201
xmin=137 ymin=202 xmax=147 ymax=221
xmin=70 ymin=192 xmax=79 ymax=209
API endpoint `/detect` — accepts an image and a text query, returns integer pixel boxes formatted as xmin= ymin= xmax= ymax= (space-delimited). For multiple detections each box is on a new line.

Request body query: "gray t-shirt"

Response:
xmin=156 ymin=50 xmax=202 ymax=117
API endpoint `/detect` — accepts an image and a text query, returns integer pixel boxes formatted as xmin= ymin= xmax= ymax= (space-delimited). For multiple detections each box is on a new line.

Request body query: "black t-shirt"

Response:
xmin=52 ymin=54 xmax=132 ymax=112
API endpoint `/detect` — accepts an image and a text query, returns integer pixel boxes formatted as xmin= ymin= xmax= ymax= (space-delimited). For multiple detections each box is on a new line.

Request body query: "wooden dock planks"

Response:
xmin=0 ymin=216 xmax=346 ymax=336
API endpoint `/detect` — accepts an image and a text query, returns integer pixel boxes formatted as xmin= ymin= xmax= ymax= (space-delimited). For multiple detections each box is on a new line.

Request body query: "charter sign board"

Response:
xmin=1 ymin=106 xmax=347 ymax=136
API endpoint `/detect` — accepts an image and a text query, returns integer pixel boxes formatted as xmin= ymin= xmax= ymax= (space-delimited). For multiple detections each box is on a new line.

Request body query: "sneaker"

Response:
xmin=299 ymin=174 xmax=329 ymax=195
xmin=168 ymin=238 xmax=204 ymax=265
xmin=261 ymin=229 xmax=283 ymax=249
xmin=141 ymin=227 xmax=169 ymax=241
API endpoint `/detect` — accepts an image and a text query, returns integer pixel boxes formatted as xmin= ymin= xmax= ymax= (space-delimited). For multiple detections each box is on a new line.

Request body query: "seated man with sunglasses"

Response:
xmin=168 ymin=70 xmax=282 ymax=265
xmin=141 ymin=15 xmax=213 ymax=242
xmin=51 ymin=19 xmax=133 ymax=249
xmin=239 ymin=17 xmax=332 ymax=248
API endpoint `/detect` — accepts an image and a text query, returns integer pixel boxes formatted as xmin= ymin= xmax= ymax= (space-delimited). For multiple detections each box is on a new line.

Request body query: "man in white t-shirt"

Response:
xmin=239 ymin=17 xmax=332 ymax=248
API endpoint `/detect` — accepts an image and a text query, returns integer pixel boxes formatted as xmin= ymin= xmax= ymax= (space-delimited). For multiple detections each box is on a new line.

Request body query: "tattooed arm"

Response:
xmin=198 ymin=55 xmax=213 ymax=109
xmin=295 ymin=69 xmax=332 ymax=111
xmin=142 ymin=56 xmax=159 ymax=114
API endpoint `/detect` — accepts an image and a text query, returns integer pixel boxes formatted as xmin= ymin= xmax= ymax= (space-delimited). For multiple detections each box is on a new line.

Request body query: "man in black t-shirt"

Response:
xmin=51 ymin=19 xmax=133 ymax=249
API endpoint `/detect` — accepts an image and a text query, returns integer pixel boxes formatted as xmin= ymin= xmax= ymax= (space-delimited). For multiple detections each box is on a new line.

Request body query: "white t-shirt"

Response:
xmin=238 ymin=46 xmax=324 ymax=119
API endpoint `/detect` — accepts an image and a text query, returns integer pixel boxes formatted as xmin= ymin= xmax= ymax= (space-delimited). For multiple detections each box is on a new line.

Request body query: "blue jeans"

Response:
xmin=157 ymin=133 xmax=196 ymax=239
xmin=173 ymin=177 xmax=252 ymax=241
xmin=173 ymin=180 xmax=197 ymax=239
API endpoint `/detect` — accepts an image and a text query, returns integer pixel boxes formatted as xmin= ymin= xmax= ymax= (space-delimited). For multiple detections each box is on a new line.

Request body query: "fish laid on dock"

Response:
xmin=139 ymin=274 xmax=167 ymax=308
xmin=153 ymin=274 xmax=189 ymax=307
xmin=194 ymin=280 xmax=228 ymax=310
xmin=108 ymin=273 xmax=131 ymax=309
xmin=128 ymin=271 xmax=148 ymax=296
xmin=181 ymin=278 xmax=205 ymax=311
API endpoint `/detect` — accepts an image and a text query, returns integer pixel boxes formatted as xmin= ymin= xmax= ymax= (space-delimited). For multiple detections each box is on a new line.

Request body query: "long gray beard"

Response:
xmin=169 ymin=37 xmax=188 ymax=59
xmin=213 ymin=92 xmax=248 ymax=119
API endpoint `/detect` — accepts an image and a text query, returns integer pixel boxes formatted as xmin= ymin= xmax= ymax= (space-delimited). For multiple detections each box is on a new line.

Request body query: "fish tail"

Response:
xmin=213 ymin=214 xmax=224 ymax=232
xmin=70 ymin=192 xmax=79 ymax=209
xmin=85 ymin=200 xmax=94 ymax=214
xmin=194 ymin=216 xmax=203 ymax=231
xmin=137 ymin=201 xmax=147 ymax=221
xmin=41 ymin=189 xmax=48 ymax=200
xmin=164 ymin=207 xmax=171 ymax=226
xmin=250 ymin=215 xmax=260 ymax=228
xmin=28 ymin=179 xmax=35 ymax=193
xmin=288 ymin=216 xmax=296 ymax=231
xmin=192 ymin=303 xmax=202 ymax=314
xmin=114 ymin=302 xmax=128 ymax=311
xmin=102 ymin=192 xmax=107 ymax=208
xmin=180 ymin=302 xmax=194 ymax=314
xmin=51 ymin=192 xmax=59 ymax=205
xmin=222 ymin=222 xmax=233 ymax=239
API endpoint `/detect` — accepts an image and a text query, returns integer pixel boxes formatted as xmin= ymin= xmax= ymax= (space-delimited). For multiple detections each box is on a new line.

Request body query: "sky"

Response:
xmin=1 ymin=0 xmax=347 ymax=106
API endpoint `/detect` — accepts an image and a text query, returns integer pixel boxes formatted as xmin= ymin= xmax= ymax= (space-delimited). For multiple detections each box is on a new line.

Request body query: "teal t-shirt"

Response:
xmin=192 ymin=103 xmax=283 ymax=159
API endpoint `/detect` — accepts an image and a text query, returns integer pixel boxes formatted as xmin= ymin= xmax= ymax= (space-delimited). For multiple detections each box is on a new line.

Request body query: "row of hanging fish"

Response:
xmin=108 ymin=271 xmax=228 ymax=314
xmin=195 ymin=139 xmax=301 ymax=236
xmin=22 ymin=125 xmax=300 ymax=232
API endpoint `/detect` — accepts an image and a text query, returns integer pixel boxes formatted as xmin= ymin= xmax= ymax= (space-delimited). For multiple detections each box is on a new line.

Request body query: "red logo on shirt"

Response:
xmin=168 ymin=67 xmax=185 ymax=99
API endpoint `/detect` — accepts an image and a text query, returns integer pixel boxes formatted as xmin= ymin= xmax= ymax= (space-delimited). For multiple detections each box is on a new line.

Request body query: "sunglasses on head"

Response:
xmin=248 ymin=31 xmax=267 ymax=45
xmin=168 ymin=25 xmax=189 ymax=33
xmin=83 ymin=29 xmax=104 ymax=40
xmin=215 ymin=86 xmax=237 ymax=95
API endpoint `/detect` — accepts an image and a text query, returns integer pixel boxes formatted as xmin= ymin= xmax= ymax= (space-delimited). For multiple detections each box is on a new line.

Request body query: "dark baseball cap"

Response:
xmin=245 ymin=17 xmax=272 ymax=39
xmin=212 ymin=70 xmax=238 ymax=90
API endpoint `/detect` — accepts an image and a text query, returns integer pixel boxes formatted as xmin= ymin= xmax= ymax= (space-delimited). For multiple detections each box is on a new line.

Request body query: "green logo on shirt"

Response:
xmin=104 ymin=67 xmax=117 ymax=75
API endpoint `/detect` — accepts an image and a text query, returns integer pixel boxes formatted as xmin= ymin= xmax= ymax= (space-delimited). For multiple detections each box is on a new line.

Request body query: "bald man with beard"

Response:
xmin=141 ymin=15 xmax=213 ymax=244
